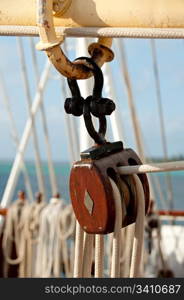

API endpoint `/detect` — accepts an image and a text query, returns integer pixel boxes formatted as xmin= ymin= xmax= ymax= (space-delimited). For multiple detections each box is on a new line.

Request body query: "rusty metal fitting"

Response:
xmin=88 ymin=42 xmax=114 ymax=63
xmin=36 ymin=37 xmax=64 ymax=51
xmin=36 ymin=0 xmax=114 ymax=79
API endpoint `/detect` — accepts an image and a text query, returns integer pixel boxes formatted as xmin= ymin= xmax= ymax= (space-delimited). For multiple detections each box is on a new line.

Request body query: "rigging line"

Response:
xmin=16 ymin=37 xmax=46 ymax=199
xmin=94 ymin=234 xmax=104 ymax=278
xmin=150 ymin=40 xmax=174 ymax=210
xmin=29 ymin=37 xmax=58 ymax=196
xmin=129 ymin=175 xmax=145 ymax=277
xmin=151 ymin=174 xmax=168 ymax=210
xmin=115 ymin=38 xmax=167 ymax=210
xmin=138 ymin=141 xmax=169 ymax=210
xmin=103 ymin=63 xmax=126 ymax=143
xmin=61 ymin=40 xmax=80 ymax=163
xmin=0 ymin=61 xmax=51 ymax=211
xmin=61 ymin=78 xmax=84 ymax=277
xmin=104 ymin=41 xmax=166 ymax=211
xmin=75 ymin=38 xmax=96 ymax=278
xmin=118 ymin=160 xmax=184 ymax=174
xmin=115 ymin=39 xmax=156 ymax=200
xmin=73 ymin=221 xmax=84 ymax=278
xmin=110 ymin=178 xmax=123 ymax=278
xmin=82 ymin=233 xmax=94 ymax=277
xmin=115 ymin=39 xmax=145 ymax=159
xmin=0 ymin=74 xmax=34 ymax=202
xmin=3 ymin=26 xmax=184 ymax=39
xmin=141 ymin=139 xmax=169 ymax=210
xmin=60 ymin=40 xmax=84 ymax=278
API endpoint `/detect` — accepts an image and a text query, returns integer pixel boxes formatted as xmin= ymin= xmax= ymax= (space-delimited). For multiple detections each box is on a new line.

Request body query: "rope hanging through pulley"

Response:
xmin=65 ymin=58 xmax=150 ymax=234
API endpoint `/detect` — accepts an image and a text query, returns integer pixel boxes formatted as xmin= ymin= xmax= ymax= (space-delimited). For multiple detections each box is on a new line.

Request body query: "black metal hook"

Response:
xmin=67 ymin=78 xmax=82 ymax=99
xmin=83 ymin=97 xmax=107 ymax=145
xmin=74 ymin=56 xmax=104 ymax=99
xmin=65 ymin=57 xmax=107 ymax=145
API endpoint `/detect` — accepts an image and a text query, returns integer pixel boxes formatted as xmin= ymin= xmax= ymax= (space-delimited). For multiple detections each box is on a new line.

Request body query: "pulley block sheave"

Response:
xmin=70 ymin=142 xmax=150 ymax=234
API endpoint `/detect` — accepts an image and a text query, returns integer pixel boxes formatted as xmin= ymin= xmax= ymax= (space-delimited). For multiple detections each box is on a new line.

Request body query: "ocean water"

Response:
xmin=0 ymin=161 xmax=71 ymax=203
xmin=0 ymin=161 xmax=184 ymax=210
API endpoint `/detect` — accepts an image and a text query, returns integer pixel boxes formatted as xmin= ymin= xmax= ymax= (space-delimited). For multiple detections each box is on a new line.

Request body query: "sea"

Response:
xmin=0 ymin=161 xmax=184 ymax=210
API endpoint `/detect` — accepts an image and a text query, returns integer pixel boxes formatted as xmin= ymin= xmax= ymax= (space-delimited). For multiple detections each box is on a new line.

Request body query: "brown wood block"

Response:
xmin=70 ymin=147 xmax=150 ymax=234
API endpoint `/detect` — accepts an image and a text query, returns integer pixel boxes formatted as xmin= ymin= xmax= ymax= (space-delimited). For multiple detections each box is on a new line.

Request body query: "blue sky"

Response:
xmin=0 ymin=36 xmax=184 ymax=162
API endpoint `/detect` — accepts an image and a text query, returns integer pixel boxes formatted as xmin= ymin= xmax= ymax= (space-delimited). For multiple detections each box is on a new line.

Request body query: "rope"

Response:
xmin=82 ymin=233 xmax=94 ymax=277
xmin=94 ymin=235 xmax=104 ymax=278
xmin=151 ymin=40 xmax=174 ymax=210
xmin=129 ymin=175 xmax=145 ymax=277
xmin=24 ymin=201 xmax=46 ymax=277
xmin=0 ymin=73 xmax=34 ymax=203
xmin=0 ymin=61 xmax=51 ymax=209
xmin=106 ymin=233 xmax=113 ymax=276
xmin=2 ymin=199 xmax=29 ymax=277
xmin=2 ymin=198 xmax=75 ymax=278
xmin=109 ymin=178 xmax=123 ymax=278
xmin=116 ymin=39 xmax=145 ymax=160
xmin=73 ymin=222 xmax=84 ymax=278
xmin=57 ymin=204 xmax=76 ymax=277
xmin=115 ymin=39 xmax=158 ymax=206
xmin=60 ymin=40 xmax=85 ymax=279
xmin=2 ymin=26 xmax=184 ymax=38
xmin=16 ymin=38 xmax=46 ymax=199
xmin=35 ymin=197 xmax=67 ymax=278
xmin=29 ymin=38 xmax=58 ymax=196
xmin=61 ymin=40 xmax=81 ymax=161
xmin=118 ymin=160 xmax=184 ymax=175
xmin=103 ymin=63 xmax=126 ymax=143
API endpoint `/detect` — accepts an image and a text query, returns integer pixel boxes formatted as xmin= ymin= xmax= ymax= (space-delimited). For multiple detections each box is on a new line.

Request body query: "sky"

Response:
xmin=0 ymin=36 xmax=184 ymax=162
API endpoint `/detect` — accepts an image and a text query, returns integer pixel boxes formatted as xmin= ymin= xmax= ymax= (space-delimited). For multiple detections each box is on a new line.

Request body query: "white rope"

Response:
xmin=29 ymin=38 xmax=58 ymax=196
xmin=115 ymin=39 xmax=145 ymax=160
xmin=116 ymin=39 xmax=174 ymax=212
xmin=57 ymin=204 xmax=76 ymax=277
xmin=106 ymin=233 xmax=113 ymax=276
xmin=2 ymin=198 xmax=29 ymax=277
xmin=94 ymin=235 xmax=104 ymax=278
xmin=2 ymin=198 xmax=75 ymax=278
xmin=82 ymin=233 xmax=94 ymax=277
xmin=115 ymin=39 xmax=157 ymax=204
xmin=109 ymin=178 xmax=123 ymax=278
xmin=103 ymin=63 xmax=126 ymax=143
xmin=121 ymin=224 xmax=135 ymax=277
xmin=17 ymin=38 xmax=46 ymax=199
xmin=118 ymin=160 xmax=184 ymax=175
xmin=24 ymin=200 xmax=46 ymax=277
xmin=35 ymin=197 xmax=65 ymax=277
xmin=2 ymin=26 xmax=184 ymax=38
xmin=60 ymin=41 xmax=84 ymax=279
xmin=0 ymin=61 xmax=51 ymax=210
xmin=73 ymin=222 xmax=84 ymax=278
xmin=151 ymin=39 xmax=174 ymax=210
xmin=130 ymin=175 xmax=145 ymax=278
xmin=0 ymin=73 xmax=34 ymax=202
xmin=73 ymin=38 xmax=94 ymax=278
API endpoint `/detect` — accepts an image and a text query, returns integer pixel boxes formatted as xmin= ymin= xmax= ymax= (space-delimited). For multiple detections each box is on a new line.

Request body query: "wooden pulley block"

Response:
xmin=70 ymin=142 xmax=150 ymax=234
